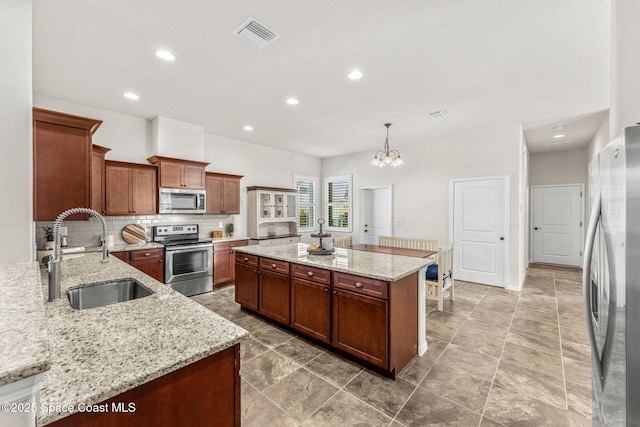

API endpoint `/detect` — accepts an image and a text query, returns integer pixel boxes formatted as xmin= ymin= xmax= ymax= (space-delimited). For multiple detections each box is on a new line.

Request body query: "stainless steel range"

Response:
xmin=153 ymin=224 xmax=213 ymax=297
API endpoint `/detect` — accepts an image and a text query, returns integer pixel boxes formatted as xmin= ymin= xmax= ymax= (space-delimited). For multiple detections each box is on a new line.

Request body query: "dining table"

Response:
xmin=348 ymin=244 xmax=436 ymax=259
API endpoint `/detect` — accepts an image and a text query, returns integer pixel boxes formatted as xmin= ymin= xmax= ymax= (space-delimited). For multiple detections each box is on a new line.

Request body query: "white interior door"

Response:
xmin=452 ymin=177 xmax=507 ymax=287
xmin=360 ymin=186 xmax=392 ymax=244
xmin=531 ymin=185 xmax=583 ymax=267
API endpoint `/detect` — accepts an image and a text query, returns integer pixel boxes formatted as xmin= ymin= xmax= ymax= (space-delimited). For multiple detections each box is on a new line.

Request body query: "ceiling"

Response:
xmin=32 ymin=0 xmax=611 ymax=159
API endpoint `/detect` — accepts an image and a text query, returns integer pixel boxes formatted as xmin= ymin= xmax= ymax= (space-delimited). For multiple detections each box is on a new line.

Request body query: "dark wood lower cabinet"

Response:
xmin=291 ymin=277 xmax=331 ymax=343
xmin=259 ymin=270 xmax=290 ymax=324
xmin=234 ymin=262 xmax=259 ymax=311
xmin=50 ymin=344 xmax=241 ymax=427
xmin=111 ymin=249 xmax=164 ymax=283
xmin=332 ymin=288 xmax=388 ymax=368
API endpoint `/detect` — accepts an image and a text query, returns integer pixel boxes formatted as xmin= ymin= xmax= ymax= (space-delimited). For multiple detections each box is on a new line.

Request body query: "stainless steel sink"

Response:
xmin=66 ymin=278 xmax=154 ymax=310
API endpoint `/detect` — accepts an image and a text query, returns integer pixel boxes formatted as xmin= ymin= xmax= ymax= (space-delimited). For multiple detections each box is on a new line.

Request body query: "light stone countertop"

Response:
xmin=0 ymin=262 xmax=50 ymax=386
xmin=233 ymin=243 xmax=432 ymax=281
xmin=207 ymin=236 xmax=250 ymax=244
xmin=107 ymin=242 xmax=164 ymax=252
xmin=37 ymin=252 xmax=248 ymax=426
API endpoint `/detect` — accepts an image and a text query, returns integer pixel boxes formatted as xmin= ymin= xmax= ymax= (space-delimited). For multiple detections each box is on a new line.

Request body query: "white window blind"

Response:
xmin=294 ymin=175 xmax=317 ymax=231
xmin=325 ymin=174 xmax=352 ymax=232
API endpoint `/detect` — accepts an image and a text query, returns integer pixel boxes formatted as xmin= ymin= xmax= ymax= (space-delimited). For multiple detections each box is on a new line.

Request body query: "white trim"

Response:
xmin=293 ymin=174 xmax=318 ymax=232
xmin=324 ymin=174 xmax=353 ymax=232
xmin=449 ymin=175 xmax=510 ymax=288
xmin=529 ymin=183 xmax=585 ymax=266
xmin=358 ymin=185 xmax=393 ymax=244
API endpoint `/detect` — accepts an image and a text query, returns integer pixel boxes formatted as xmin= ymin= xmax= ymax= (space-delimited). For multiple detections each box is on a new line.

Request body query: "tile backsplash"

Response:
xmin=35 ymin=214 xmax=234 ymax=249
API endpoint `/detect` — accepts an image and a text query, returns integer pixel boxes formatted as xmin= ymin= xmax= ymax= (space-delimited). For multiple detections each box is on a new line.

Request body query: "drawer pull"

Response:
xmin=355 ymin=282 xmax=363 ymax=288
xmin=272 ymin=263 xmax=277 ymax=268
xmin=307 ymin=271 xmax=314 ymax=277
xmin=144 ymin=253 xmax=151 ymax=257
xmin=244 ymin=257 xmax=249 ymax=262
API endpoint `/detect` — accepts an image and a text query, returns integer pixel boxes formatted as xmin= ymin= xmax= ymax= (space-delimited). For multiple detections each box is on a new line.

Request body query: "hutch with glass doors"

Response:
xmin=247 ymin=186 xmax=300 ymax=245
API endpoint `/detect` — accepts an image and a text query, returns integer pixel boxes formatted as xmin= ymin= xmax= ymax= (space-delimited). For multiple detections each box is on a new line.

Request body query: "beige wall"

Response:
xmin=0 ymin=0 xmax=33 ymax=264
xmin=529 ymin=148 xmax=588 ymax=186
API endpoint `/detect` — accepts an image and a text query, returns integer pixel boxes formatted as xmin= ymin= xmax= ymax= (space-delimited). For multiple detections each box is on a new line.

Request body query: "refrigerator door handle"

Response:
xmin=583 ymin=192 xmax=604 ymax=385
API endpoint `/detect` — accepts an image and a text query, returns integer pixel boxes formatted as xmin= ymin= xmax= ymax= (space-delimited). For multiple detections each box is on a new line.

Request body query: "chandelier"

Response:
xmin=370 ymin=123 xmax=404 ymax=167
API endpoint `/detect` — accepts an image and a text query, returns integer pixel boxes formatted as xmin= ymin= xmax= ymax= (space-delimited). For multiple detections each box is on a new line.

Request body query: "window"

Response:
xmin=294 ymin=175 xmax=317 ymax=231
xmin=325 ymin=174 xmax=352 ymax=232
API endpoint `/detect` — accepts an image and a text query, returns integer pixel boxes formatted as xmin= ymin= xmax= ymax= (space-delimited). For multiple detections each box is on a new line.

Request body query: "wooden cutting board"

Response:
xmin=122 ymin=224 xmax=147 ymax=244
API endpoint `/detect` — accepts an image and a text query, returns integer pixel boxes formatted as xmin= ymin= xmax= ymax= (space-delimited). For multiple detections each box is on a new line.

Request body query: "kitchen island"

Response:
xmin=233 ymin=243 xmax=432 ymax=378
xmin=20 ymin=251 xmax=246 ymax=426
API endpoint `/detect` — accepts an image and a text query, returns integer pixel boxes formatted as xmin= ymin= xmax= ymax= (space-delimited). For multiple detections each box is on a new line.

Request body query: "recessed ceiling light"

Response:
xmin=155 ymin=50 xmax=175 ymax=61
xmin=553 ymin=134 xmax=565 ymax=138
xmin=123 ymin=92 xmax=139 ymax=100
xmin=286 ymin=98 xmax=299 ymax=105
xmin=348 ymin=70 xmax=363 ymax=80
xmin=243 ymin=125 xmax=254 ymax=131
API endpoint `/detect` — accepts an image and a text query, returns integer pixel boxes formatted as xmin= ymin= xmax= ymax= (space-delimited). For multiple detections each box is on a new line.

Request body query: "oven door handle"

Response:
xmin=165 ymin=243 xmax=213 ymax=253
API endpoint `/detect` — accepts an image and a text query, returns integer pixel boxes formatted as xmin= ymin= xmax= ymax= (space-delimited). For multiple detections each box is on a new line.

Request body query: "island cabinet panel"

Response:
xmin=233 ymin=250 xmax=420 ymax=378
xmin=291 ymin=277 xmax=331 ymax=343
xmin=49 ymin=344 xmax=241 ymax=427
xmin=332 ymin=288 xmax=388 ymax=368
xmin=259 ymin=268 xmax=290 ymax=324
xmin=213 ymin=240 xmax=248 ymax=287
xmin=234 ymin=253 xmax=259 ymax=310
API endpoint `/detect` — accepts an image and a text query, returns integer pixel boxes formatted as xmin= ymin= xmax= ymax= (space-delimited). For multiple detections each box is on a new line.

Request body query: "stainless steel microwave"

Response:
xmin=158 ymin=188 xmax=206 ymax=214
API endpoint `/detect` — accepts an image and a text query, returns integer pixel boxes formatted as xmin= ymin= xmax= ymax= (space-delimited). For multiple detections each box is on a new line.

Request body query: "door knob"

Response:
xmin=500 ymin=237 xmax=505 ymax=241
xmin=534 ymin=227 xmax=540 ymax=230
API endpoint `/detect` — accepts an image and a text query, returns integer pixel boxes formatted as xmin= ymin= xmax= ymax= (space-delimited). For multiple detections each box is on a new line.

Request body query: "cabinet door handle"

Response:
xmin=333 ymin=291 xmax=337 ymax=295
xmin=307 ymin=271 xmax=314 ymax=277
xmin=355 ymin=282 xmax=363 ymax=288
xmin=324 ymin=287 xmax=329 ymax=292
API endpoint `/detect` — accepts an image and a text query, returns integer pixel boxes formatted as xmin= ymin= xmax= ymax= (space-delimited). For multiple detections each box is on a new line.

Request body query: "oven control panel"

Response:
xmin=153 ymin=224 xmax=199 ymax=238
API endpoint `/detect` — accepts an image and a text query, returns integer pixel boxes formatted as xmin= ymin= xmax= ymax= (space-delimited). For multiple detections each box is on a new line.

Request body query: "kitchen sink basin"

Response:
xmin=66 ymin=278 xmax=154 ymax=310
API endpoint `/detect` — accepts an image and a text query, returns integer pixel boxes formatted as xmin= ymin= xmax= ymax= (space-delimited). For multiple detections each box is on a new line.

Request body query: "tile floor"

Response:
xmin=191 ymin=263 xmax=591 ymax=426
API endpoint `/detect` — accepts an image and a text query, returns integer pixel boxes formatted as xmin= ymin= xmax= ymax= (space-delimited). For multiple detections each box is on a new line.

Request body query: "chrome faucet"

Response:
xmin=48 ymin=207 xmax=109 ymax=301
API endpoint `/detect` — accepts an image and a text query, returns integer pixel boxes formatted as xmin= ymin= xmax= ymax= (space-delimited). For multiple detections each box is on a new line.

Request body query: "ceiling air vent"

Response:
xmin=233 ymin=17 xmax=280 ymax=49
xmin=428 ymin=110 xmax=449 ymax=119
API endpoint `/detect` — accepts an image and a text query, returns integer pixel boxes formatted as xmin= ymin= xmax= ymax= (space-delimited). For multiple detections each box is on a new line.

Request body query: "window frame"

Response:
xmin=324 ymin=174 xmax=352 ymax=233
xmin=294 ymin=174 xmax=318 ymax=232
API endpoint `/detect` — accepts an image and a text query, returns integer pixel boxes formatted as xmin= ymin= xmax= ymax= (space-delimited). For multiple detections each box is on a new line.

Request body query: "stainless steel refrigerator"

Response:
xmin=584 ymin=124 xmax=640 ymax=426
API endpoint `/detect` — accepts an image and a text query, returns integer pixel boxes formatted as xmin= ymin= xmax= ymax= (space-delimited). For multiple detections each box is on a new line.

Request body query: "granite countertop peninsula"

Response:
xmin=233 ymin=243 xmax=432 ymax=281
xmin=0 ymin=262 xmax=50 ymax=387
xmin=37 ymin=252 xmax=248 ymax=425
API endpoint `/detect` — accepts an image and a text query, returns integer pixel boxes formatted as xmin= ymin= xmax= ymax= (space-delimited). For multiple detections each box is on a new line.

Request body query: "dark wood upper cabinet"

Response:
xmin=206 ymin=173 xmax=243 ymax=214
xmin=33 ymin=108 xmax=102 ymax=221
xmin=105 ymin=161 xmax=157 ymax=216
xmin=91 ymin=145 xmax=111 ymax=215
xmin=147 ymin=155 xmax=209 ymax=190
